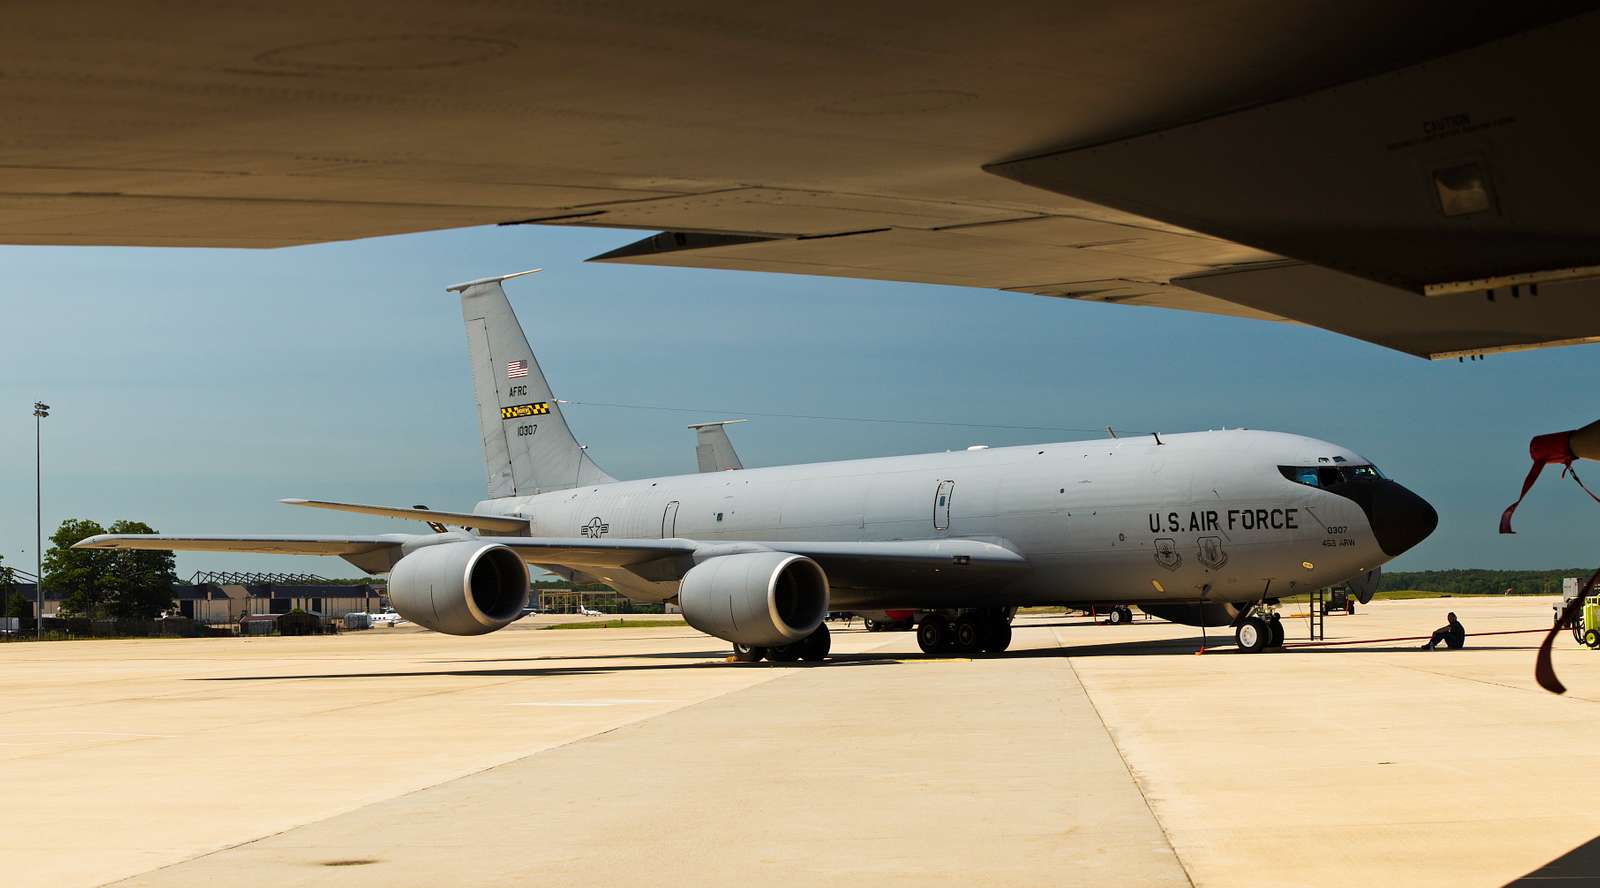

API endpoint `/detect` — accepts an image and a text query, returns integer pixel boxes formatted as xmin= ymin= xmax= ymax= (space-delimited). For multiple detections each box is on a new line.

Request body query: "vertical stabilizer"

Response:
xmin=450 ymin=270 xmax=614 ymax=498
xmin=689 ymin=420 xmax=746 ymax=472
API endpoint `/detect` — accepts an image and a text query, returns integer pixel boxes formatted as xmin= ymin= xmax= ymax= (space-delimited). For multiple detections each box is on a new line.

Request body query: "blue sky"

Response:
xmin=1 ymin=223 xmax=1595 ymax=579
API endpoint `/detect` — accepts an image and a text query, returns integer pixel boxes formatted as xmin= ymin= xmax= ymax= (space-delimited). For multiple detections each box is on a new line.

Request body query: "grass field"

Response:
xmin=1278 ymin=589 xmax=1549 ymax=603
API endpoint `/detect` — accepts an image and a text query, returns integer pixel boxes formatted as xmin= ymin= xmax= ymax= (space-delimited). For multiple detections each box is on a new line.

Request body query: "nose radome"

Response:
xmin=1369 ymin=481 xmax=1438 ymax=557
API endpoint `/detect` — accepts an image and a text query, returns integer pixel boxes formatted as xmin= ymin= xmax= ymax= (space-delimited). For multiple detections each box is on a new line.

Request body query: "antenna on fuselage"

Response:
xmin=1105 ymin=427 xmax=1117 ymax=439
xmin=1152 ymin=432 xmax=1164 ymax=445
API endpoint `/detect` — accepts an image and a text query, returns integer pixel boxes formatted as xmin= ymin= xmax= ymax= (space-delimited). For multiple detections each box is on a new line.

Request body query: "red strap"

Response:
xmin=1563 ymin=463 xmax=1600 ymax=506
xmin=1499 ymin=460 xmax=1548 ymax=534
xmin=1500 ymin=430 xmax=1577 ymax=534
xmin=1536 ymin=563 xmax=1600 ymax=694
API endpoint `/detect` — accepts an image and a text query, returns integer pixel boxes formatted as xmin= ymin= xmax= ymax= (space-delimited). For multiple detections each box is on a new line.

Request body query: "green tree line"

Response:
xmin=1379 ymin=568 xmax=1589 ymax=596
xmin=37 ymin=518 xmax=178 ymax=619
xmin=0 ymin=552 xmax=27 ymax=619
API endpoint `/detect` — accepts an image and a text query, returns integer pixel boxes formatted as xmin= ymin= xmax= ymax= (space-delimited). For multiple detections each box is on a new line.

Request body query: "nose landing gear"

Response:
xmin=1234 ymin=607 xmax=1285 ymax=653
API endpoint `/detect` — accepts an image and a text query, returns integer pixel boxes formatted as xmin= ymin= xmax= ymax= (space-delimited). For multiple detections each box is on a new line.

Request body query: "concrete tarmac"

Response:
xmin=1 ymin=596 xmax=1595 ymax=887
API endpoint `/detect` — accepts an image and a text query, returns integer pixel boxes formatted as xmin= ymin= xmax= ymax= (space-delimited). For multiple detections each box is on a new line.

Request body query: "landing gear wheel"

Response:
xmin=982 ymin=619 xmax=1012 ymax=653
xmin=732 ymin=643 xmax=766 ymax=662
xmin=1236 ymin=616 xmax=1270 ymax=653
xmin=864 ymin=619 xmax=881 ymax=632
xmin=1107 ymin=606 xmax=1127 ymax=625
xmin=1585 ymin=628 xmax=1600 ymax=650
xmin=766 ymin=643 xmax=801 ymax=663
xmin=953 ymin=618 xmax=981 ymax=653
xmin=917 ymin=617 xmax=949 ymax=654
xmin=1268 ymin=613 xmax=1285 ymax=648
xmin=799 ymin=624 xmax=831 ymax=662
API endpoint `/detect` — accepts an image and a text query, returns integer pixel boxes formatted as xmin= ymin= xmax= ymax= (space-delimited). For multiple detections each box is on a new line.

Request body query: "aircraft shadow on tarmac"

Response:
xmin=196 ymin=658 xmax=902 ymax=681
xmin=191 ymin=635 xmax=1540 ymax=682
xmin=426 ymin=650 xmax=732 ymax=664
xmin=1508 ymin=833 xmax=1600 ymax=885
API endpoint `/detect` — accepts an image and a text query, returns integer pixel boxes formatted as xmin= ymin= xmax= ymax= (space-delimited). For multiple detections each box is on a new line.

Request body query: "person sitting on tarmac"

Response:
xmin=1421 ymin=612 xmax=1465 ymax=650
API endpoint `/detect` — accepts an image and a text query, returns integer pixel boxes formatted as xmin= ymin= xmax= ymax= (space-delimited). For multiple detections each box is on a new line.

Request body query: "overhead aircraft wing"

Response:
xmin=76 ymin=532 xmax=1025 ymax=591
xmin=4 ymin=4 xmax=1597 ymax=358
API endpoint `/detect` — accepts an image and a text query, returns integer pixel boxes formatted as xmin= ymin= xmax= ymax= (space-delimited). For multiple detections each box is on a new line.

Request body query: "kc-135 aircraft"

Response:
xmin=79 ymin=271 xmax=1437 ymax=660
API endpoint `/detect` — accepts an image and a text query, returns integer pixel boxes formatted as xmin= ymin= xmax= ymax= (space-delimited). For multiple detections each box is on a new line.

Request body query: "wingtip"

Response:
xmin=280 ymin=498 xmax=309 ymax=505
xmin=73 ymin=534 xmax=112 ymax=549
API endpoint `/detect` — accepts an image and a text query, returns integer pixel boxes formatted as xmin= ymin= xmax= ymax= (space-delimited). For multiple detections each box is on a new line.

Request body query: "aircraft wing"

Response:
xmin=74 ymin=533 xmax=416 ymax=556
xmin=279 ymin=499 xmax=530 ymax=533
xmin=5 ymin=4 xmax=1598 ymax=358
xmin=76 ymin=533 xmax=1025 ymax=591
xmin=74 ymin=533 xmax=427 ymax=574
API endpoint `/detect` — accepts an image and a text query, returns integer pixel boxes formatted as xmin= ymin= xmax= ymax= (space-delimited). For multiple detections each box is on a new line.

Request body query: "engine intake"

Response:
xmin=678 ymin=551 xmax=828 ymax=646
xmin=388 ymin=541 xmax=527 ymax=635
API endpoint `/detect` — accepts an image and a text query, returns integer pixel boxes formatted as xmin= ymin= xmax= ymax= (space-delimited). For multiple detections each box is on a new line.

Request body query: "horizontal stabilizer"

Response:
xmin=280 ymin=499 xmax=530 ymax=533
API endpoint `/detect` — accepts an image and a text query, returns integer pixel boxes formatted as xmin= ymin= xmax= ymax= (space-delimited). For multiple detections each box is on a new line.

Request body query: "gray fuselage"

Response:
xmin=476 ymin=429 xmax=1430 ymax=609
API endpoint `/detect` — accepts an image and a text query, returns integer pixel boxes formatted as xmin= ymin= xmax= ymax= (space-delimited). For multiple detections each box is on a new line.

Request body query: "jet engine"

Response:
xmin=388 ymin=540 xmax=528 ymax=635
xmin=678 ymin=551 xmax=828 ymax=646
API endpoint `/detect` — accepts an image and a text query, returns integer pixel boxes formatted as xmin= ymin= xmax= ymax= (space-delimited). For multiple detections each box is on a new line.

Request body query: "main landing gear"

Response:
xmin=916 ymin=608 xmax=1013 ymax=655
xmin=1233 ymin=606 xmax=1285 ymax=653
xmin=1105 ymin=605 xmax=1134 ymax=625
xmin=732 ymin=623 xmax=831 ymax=664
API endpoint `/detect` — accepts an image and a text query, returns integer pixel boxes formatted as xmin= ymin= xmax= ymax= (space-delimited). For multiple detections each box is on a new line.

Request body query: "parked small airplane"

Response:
xmin=79 ymin=270 xmax=1436 ymax=660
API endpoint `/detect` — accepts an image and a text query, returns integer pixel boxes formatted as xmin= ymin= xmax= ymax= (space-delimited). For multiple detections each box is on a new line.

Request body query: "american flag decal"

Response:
xmin=507 ymin=360 xmax=529 ymax=379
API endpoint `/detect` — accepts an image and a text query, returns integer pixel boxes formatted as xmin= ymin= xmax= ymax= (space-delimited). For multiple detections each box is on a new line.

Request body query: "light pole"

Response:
xmin=33 ymin=401 xmax=48 ymax=639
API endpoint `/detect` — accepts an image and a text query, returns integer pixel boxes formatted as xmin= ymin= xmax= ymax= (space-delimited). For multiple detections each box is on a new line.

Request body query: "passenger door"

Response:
xmin=933 ymin=480 xmax=955 ymax=532
xmin=661 ymin=500 xmax=680 ymax=538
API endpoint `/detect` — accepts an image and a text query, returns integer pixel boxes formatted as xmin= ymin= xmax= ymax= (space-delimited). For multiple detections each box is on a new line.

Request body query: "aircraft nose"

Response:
xmin=1366 ymin=480 xmax=1438 ymax=557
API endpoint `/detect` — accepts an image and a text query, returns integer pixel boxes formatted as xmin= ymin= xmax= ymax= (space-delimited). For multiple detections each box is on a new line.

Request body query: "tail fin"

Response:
xmin=450 ymin=270 xmax=614 ymax=498
xmin=688 ymin=420 xmax=746 ymax=472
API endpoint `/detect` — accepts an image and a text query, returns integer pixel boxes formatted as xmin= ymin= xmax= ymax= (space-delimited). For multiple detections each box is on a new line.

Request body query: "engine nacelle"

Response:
xmin=388 ymin=541 xmax=528 ymax=635
xmin=678 ymin=551 xmax=828 ymax=647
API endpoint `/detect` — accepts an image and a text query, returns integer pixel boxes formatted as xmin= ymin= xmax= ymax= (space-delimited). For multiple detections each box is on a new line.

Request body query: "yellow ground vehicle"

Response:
xmin=1574 ymin=595 xmax=1600 ymax=649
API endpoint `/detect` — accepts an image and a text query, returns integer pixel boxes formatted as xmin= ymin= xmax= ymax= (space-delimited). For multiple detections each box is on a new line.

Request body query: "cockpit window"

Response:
xmin=1286 ymin=466 xmax=1319 ymax=486
xmin=1280 ymin=464 xmax=1384 ymax=487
